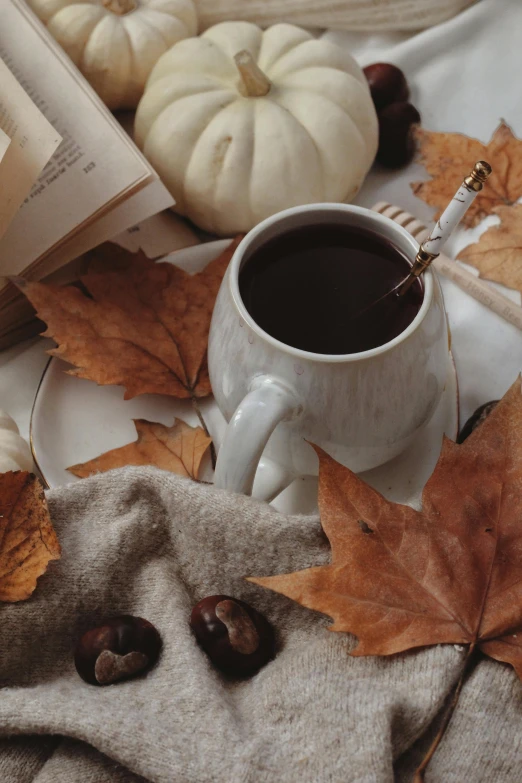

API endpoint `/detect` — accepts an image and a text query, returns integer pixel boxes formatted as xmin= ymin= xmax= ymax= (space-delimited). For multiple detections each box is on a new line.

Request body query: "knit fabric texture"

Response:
xmin=1 ymin=467 xmax=521 ymax=781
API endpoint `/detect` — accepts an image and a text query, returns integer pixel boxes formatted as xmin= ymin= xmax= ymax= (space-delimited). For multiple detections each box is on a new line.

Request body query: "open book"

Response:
xmin=0 ymin=0 xmax=196 ymax=348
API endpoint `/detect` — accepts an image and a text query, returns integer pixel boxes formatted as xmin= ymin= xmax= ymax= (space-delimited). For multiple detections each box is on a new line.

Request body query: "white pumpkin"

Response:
xmin=0 ymin=411 xmax=33 ymax=473
xmin=29 ymin=0 xmax=198 ymax=109
xmin=135 ymin=22 xmax=378 ymax=235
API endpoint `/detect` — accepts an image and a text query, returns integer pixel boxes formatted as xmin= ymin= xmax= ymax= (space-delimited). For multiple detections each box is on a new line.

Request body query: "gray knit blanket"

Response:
xmin=1 ymin=468 xmax=521 ymax=781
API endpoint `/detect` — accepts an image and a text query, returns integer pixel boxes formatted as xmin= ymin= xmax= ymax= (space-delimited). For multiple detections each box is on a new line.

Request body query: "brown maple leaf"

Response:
xmin=412 ymin=121 xmax=522 ymax=227
xmin=250 ymin=378 xmax=522 ymax=779
xmin=0 ymin=471 xmax=60 ymax=602
xmin=457 ymin=203 xmax=522 ymax=295
xmin=16 ymin=237 xmax=242 ymax=401
xmin=68 ymin=419 xmax=211 ymax=480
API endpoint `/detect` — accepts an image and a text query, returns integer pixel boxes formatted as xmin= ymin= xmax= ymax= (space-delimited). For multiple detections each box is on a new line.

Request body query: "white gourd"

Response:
xmin=135 ymin=22 xmax=378 ymax=236
xmin=28 ymin=0 xmax=198 ymax=109
xmin=0 ymin=411 xmax=33 ymax=473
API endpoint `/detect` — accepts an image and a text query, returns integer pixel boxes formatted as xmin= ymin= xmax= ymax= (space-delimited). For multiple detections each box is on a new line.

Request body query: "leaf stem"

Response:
xmin=413 ymin=643 xmax=479 ymax=782
xmin=191 ymin=395 xmax=216 ymax=469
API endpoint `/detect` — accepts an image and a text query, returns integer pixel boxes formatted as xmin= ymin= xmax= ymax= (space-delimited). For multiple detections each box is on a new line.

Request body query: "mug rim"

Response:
xmin=228 ymin=203 xmax=434 ymax=364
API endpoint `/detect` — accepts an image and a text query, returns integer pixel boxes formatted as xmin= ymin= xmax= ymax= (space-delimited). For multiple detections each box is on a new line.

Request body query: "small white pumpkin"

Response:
xmin=135 ymin=22 xmax=378 ymax=235
xmin=29 ymin=0 xmax=198 ymax=109
xmin=0 ymin=411 xmax=33 ymax=473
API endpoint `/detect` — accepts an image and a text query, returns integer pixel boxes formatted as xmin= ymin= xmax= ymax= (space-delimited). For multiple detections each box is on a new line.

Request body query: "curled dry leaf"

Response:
xmin=0 ymin=471 xmax=60 ymax=602
xmin=16 ymin=237 xmax=242 ymax=401
xmin=457 ymin=203 xmax=522 ymax=295
xmin=250 ymin=378 xmax=522 ymax=779
xmin=68 ymin=419 xmax=211 ymax=481
xmin=412 ymin=121 xmax=522 ymax=227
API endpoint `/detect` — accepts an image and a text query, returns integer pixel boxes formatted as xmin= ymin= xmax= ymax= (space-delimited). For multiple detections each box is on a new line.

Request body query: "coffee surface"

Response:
xmin=238 ymin=224 xmax=423 ymax=355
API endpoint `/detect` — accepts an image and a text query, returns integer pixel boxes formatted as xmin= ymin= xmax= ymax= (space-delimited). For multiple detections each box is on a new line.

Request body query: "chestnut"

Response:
xmin=190 ymin=595 xmax=275 ymax=676
xmin=376 ymin=101 xmax=421 ymax=168
xmin=457 ymin=400 xmax=499 ymax=444
xmin=363 ymin=62 xmax=409 ymax=110
xmin=74 ymin=615 xmax=162 ymax=685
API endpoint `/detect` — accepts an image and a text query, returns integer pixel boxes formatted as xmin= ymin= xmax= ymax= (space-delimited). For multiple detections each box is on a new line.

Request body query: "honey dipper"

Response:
xmin=371 ymin=201 xmax=522 ymax=332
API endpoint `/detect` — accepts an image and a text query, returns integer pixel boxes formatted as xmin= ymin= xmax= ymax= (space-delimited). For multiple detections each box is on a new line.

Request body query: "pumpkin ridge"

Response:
xmin=80 ymin=14 xmax=134 ymax=108
xmin=178 ymin=96 xmax=239 ymax=215
xmin=134 ymin=21 xmax=377 ymax=233
xmin=49 ymin=6 xmax=105 ymax=72
xmin=264 ymin=38 xmax=324 ymax=80
xmin=257 ymin=25 xmax=313 ymax=73
xmin=238 ymin=100 xmax=256 ymax=228
xmin=207 ymin=35 xmax=256 ymax=94
xmin=78 ymin=13 xmax=108 ymax=77
xmin=120 ymin=20 xmax=137 ymax=108
xmin=186 ymin=101 xmax=252 ymax=232
xmin=145 ymin=0 xmax=197 ymax=34
xmin=203 ymin=22 xmax=264 ymax=65
xmin=269 ymin=38 xmax=365 ymax=83
xmin=261 ymin=97 xmax=325 ymax=200
xmin=277 ymin=85 xmax=369 ymax=181
xmin=132 ymin=7 xmax=186 ymax=46
xmin=143 ymin=90 xmax=235 ymax=214
xmin=32 ymin=0 xmax=198 ymax=109
xmin=279 ymin=66 xmax=373 ymax=108
xmin=277 ymin=79 xmax=369 ymax=130
xmin=134 ymin=76 xmax=224 ymax=150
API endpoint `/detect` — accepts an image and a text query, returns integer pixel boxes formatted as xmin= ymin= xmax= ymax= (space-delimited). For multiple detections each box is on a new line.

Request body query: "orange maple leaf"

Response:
xmin=457 ymin=203 xmax=522 ymax=295
xmin=250 ymin=377 xmax=522 ymax=780
xmin=0 ymin=471 xmax=60 ymax=602
xmin=17 ymin=237 xmax=241 ymax=400
xmin=412 ymin=121 xmax=522 ymax=227
xmin=251 ymin=377 xmax=522 ymax=666
xmin=68 ymin=419 xmax=211 ymax=480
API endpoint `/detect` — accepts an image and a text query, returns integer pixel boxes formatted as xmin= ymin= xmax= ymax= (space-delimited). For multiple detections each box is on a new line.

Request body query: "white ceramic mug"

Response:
xmin=209 ymin=204 xmax=448 ymax=497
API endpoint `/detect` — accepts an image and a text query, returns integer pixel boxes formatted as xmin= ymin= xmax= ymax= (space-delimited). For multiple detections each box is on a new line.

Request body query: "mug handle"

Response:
xmin=214 ymin=376 xmax=301 ymax=496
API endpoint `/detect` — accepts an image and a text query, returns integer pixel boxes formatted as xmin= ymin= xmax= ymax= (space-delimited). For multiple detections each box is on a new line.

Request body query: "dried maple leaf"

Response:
xmin=250 ymin=378 xmax=522 ymax=779
xmin=251 ymin=377 xmax=522 ymax=663
xmin=412 ymin=121 xmax=522 ymax=227
xmin=457 ymin=203 xmax=522 ymax=295
xmin=16 ymin=237 xmax=242 ymax=401
xmin=68 ymin=419 xmax=211 ymax=480
xmin=0 ymin=471 xmax=60 ymax=602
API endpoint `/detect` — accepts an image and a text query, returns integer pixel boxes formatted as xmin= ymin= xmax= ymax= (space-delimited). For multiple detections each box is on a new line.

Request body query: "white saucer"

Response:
xmin=30 ymin=240 xmax=459 ymax=514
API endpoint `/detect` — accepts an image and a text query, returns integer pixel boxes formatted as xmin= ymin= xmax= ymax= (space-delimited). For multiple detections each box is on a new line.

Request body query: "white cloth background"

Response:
xmin=0 ymin=2 xmax=521 ymax=782
xmin=1 ymin=0 xmax=520 ymax=444
xmin=343 ymin=0 xmax=522 ymax=419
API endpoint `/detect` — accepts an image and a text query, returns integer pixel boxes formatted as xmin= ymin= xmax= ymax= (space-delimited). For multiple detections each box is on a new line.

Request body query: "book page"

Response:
xmin=0 ymin=129 xmax=10 ymax=165
xmin=0 ymin=0 xmax=162 ymax=278
xmin=113 ymin=211 xmax=199 ymax=257
xmin=0 ymin=60 xmax=61 ymax=241
xmin=0 ymin=209 xmax=199 ymax=345
xmin=34 ymin=180 xmax=176 ymax=282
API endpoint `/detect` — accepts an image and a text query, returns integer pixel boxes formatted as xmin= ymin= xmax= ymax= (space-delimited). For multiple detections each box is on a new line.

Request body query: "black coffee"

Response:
xmin=239 ymin=224 xmax=423 ymax=355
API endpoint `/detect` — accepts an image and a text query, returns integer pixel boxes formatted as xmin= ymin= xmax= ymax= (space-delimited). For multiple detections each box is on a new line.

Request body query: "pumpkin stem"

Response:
xmin=102 ymin=0 xmax=137 ymax=15
xmin=234 ymin=50 xmax=271 ymax=98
